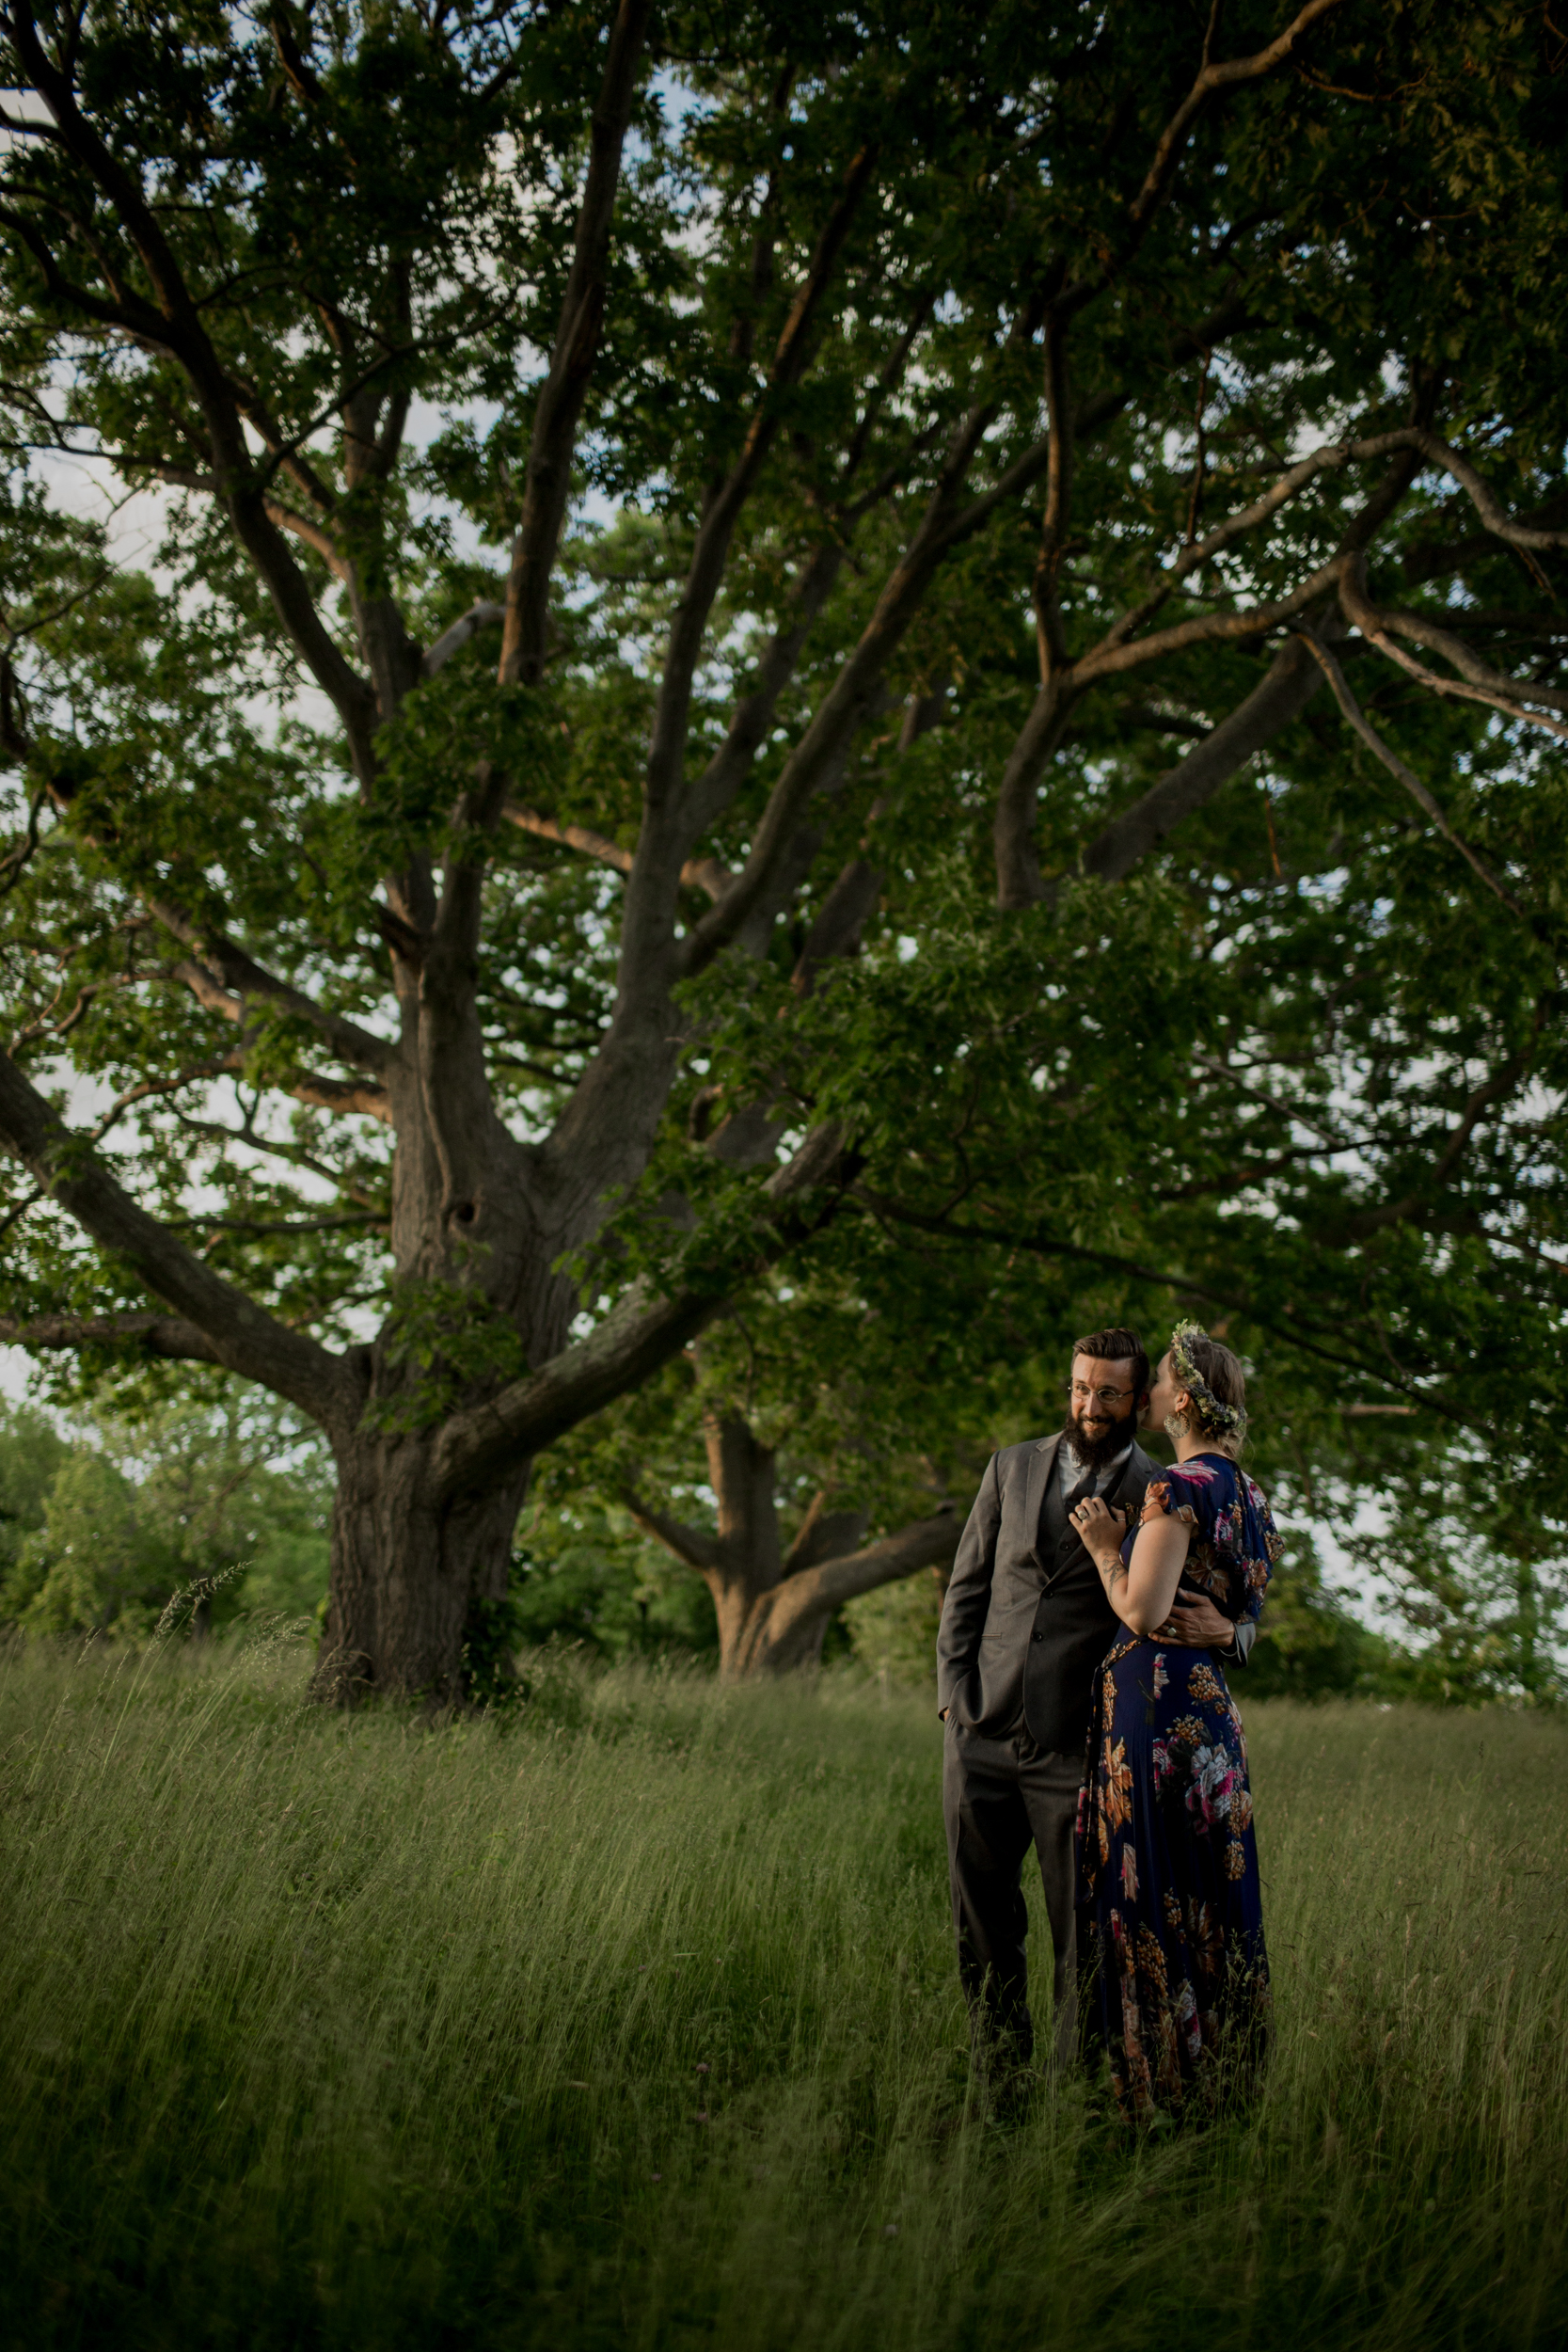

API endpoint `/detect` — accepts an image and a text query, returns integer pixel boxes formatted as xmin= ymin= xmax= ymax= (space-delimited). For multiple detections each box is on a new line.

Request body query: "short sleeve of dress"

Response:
xmin=1134 ymin=1454 xmax=1282 ymax=1625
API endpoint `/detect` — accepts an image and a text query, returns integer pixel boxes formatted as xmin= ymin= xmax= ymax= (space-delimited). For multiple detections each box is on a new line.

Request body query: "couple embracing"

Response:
xmin=937 ymin=1322 xmax=1283 ymax=2122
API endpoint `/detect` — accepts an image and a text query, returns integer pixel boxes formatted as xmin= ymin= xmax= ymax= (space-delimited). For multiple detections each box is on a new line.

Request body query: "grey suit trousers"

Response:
xmin=942 ymin=1718 xmax=1082 ymax=2067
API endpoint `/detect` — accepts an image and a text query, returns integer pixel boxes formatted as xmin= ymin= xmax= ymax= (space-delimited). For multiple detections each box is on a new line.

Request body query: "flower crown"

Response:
xmin=1168 ymin=1320 xmax=1247 ymax=1439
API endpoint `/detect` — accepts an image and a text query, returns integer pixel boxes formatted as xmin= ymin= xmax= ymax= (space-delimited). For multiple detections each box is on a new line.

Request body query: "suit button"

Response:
xmin=1032 ymin=1630 xmax=1045 ymax=1643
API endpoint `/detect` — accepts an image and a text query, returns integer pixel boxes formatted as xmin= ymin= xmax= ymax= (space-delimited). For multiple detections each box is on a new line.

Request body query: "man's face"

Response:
xmin=1066 ymin=1354 xmax=1144 ymax=1461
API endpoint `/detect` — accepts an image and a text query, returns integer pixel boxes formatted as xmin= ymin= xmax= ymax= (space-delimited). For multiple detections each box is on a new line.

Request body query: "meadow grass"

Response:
xmin=1 ymin=1630 xmax=1566 ymax=2351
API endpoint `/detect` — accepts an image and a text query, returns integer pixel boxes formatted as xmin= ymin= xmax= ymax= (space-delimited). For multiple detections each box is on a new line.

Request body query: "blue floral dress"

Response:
xmin=1075 ymin=1452 xmax=1281 ymax=2122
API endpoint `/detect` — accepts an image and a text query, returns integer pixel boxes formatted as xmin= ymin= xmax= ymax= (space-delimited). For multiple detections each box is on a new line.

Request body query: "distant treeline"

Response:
xmin=1 ymin=1397 xmax=1555 ymax=1707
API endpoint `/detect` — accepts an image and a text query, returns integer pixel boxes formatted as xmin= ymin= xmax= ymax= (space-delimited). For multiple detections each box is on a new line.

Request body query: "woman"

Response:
xmin=1069 ymin=1322 xmax=1281 ymax=2122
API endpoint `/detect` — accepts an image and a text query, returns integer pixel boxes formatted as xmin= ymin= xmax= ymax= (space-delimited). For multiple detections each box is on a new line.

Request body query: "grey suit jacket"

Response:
xmin=936 ymin=1431 xmax=1253 ymax=1753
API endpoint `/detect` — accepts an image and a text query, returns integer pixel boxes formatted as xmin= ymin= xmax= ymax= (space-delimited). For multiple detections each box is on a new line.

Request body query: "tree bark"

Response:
xmin=319 ymin=1428 xmax=531 ymax=1704
xmin=626 ymin=1409 xmax=961 ymax=1678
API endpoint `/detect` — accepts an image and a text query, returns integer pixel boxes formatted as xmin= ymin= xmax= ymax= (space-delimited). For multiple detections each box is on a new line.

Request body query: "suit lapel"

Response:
xmin=1026 ymin=1435 xmax=1057 ymax=1564
xmin=1108 ymin=1439 xmax=1156 ymax=1515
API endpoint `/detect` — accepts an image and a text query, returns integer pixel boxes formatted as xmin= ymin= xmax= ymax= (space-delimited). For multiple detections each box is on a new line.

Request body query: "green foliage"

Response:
xmin=365 ymin=1269 xmax=531 ymax=1435
xmin=0 ymin=0 xmax=1566 ymax=1710
xmin=3 ymin=1644 xmax=1567 ymax=2347
xmin=0 ymin=1392 xmax=331 ymax=1637
xmin=458 ymin=1588 xmax=530 ymax=1709
xmin=0 ymin=1401 xmax=69 ymax=1594
xmin=843 ymin=1567 xmax=948 ymax=1692
xmin=512 ymin=1496 xmax=721 ymax=1660
xmin=1242 ymin=1534 xmax=1396 ymax=1702
xmin=1332 ymin=1437 xmax=1568 ymax=1706
xmin=8 ymin=1443 xmax=181 ymax=1638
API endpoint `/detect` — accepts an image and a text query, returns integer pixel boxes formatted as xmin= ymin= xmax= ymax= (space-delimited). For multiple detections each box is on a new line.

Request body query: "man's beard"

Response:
xmin=1061 ymin=1402 xmax=1139 ymax=1470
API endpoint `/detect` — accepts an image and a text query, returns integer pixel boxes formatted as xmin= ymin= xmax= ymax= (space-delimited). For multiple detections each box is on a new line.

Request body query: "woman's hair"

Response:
xmin=1166 ymin=1322 xmax=1247 ymax=1456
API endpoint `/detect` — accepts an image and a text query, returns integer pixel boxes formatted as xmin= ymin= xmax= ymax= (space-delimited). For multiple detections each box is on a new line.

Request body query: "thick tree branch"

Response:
xmin=673 ymin=536 xmax=847 ymax=847
xmin=1372 ymin=606 xmax=1568 ymax=691
xmin=1294 ymin=631 xmax=1530 ymax=921
xmin=154 ymin=910 xmax=392 ymax=1071
xmin=1117 ymin=702 xmax=1211 ymax=741
xmin=621 ymin=1489 xmax=724 ymax=1572
xmin=789 ymin=856 xmax=883 ymax=989
xmin=782 ymin=1492 xmax=867 ymax=1574
xmin=263 ymin=499 xmax=349 ymax=580
xmin=503 ymin=802 xmax=731 ymax=898
xmin=1074 ymin=631 xmax=1329 ymax=886
xmin=766 ymin=1508 xmax=960 ymax=1622
xmin=267 ymin=7 xmax=326 ymax=106
xmin=1339 ymin=567 xmax=1568 ymax=739
xmin=433 ymin=1121 xmax=852 ymax=1499
xmin=285 ymin=1071 xmax=393 ymax=1121
xmin=791 ymin=684 xmax=947 ymax=991
xmin=422 ymin=600 xmax=506 ymax=679
xmin=678 ymin=349 xmax=1041 ymax=975
xmin=1403 ymin=429 xmax=1568 ymax=553
xmin=1032 ymin=313 xmax=1073 ymax=678
xmin=993 ymin=677 xmax=1081 ymax=910
xmin=228 ymin=503 xmax=381 ymax=778
xmin=644 ymin=141 xmax=879 ymax=816
xmin=0 ymin=1046 xmax=356 ymax=1428
xmin=5 ymin=3 xmax=380 ymax=772
xmin=1094 ymin=0 xmax=1351 ymax=288
xmin=416 ymin=770 xmax=520 ymax=1217
xmin=433 ymin=1275 xmax=721 ymax=1501
xmin=0 ymin=1310 xmax=222 ymax=1363
xmin=498 ymin=0 xmax=651 ymax=689
xmin=1077 ymin=555 xmax=1352 ymax=686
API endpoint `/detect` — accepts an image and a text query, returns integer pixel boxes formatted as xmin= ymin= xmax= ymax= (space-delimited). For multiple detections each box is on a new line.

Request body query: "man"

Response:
xmin=936 ymin=1326 xmax=1253 ymax=2074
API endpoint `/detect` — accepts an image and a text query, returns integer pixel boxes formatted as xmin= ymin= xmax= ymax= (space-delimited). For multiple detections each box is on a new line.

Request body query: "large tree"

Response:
xmin=1 ymin=0 xmax=1565 ymax=1696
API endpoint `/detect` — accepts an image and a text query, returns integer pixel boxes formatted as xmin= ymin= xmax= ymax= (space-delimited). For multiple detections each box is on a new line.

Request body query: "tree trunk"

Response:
xmin=626 ymin=1409 xmax=961 ymax=1679
xmin=320 ymin=1429 xmax=531 ymax=1703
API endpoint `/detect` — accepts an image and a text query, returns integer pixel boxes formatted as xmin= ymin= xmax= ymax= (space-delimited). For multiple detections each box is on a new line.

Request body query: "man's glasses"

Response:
xmin=1069 ymin=1381 xmax=1135 ymax=1407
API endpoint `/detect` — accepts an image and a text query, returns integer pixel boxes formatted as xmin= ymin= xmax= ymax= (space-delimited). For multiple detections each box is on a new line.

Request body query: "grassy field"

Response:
xmin=2 ymin=1633 xmax=1566 ymax=2351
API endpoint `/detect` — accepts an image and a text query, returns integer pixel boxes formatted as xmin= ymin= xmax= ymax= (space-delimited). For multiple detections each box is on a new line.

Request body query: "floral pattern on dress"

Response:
xmin=1136 ymin=1460 xmax=1281 ymax=1629
xmin=1075 ymin=1452 xmax=1277 ymax=2123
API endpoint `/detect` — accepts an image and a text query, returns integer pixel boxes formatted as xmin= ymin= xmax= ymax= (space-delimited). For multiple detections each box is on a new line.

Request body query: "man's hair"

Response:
xmin=1069 ymin=1327 xmax=1150 ymax=1399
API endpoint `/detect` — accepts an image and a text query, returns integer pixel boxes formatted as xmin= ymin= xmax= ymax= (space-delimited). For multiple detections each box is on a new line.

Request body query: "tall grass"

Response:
xmin=1 ymin=1631 xmax=1565 ymax=2350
